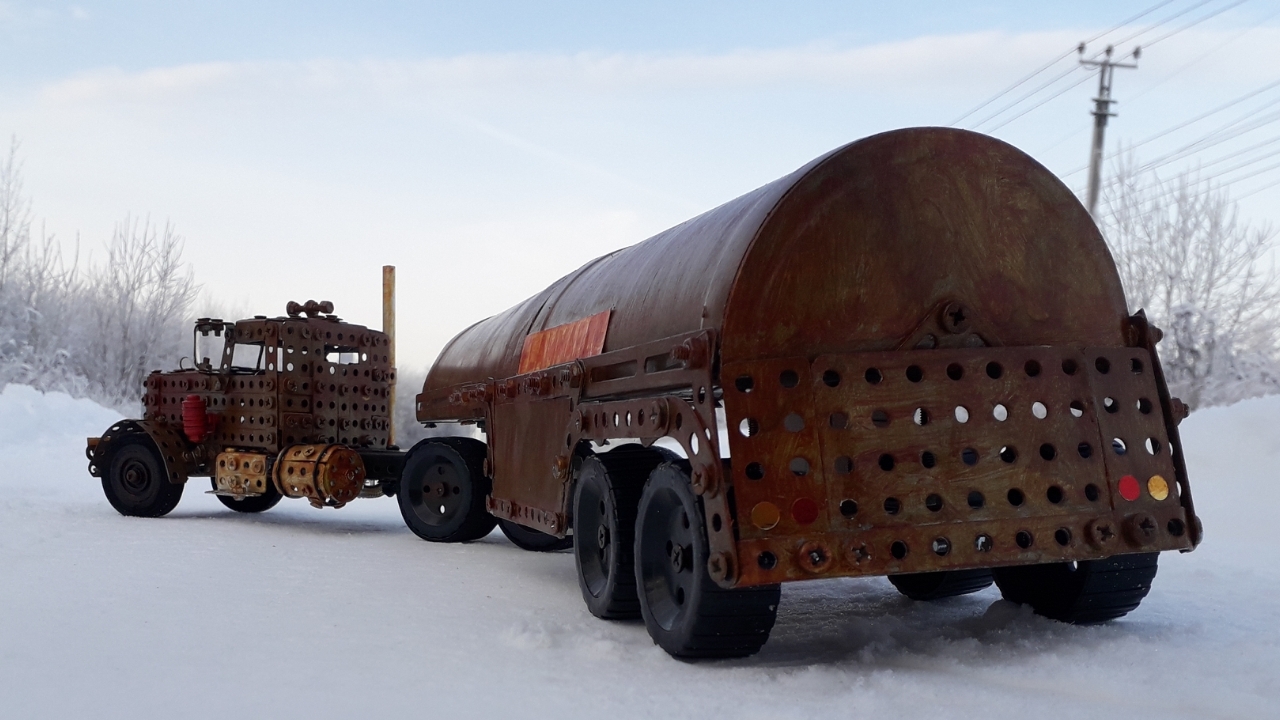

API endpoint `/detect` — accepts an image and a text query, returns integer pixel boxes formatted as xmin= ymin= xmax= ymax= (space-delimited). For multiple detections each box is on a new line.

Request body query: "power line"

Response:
xmin=984 ymin=72 xmax=1097 ymax=133
xmin=1061 ymin=77 xmax=1280 ymax=180
xmin=1192 ymin=143 xmax=1280 ymax=178
xmin=1105 ymin=0 xmax=1221 ymax=48
xmin=1127 ymin=4 xmax=1280 ymax=104
xmin=1138 ymin=0 xmax=1251 ymax=48
xmin=1132 ymin=79 xmax=1280 ymax=151
xmin=1138 ymin=105 xmax=1280 ymax=172
xmin=970 ymin=0 xmax=1243 ymax=135
xmin=949 ymin=0 xmax=1178 ymax=127
xmin=1236 ymin=172 xmax=1280 ymax=200
xmin=1110 ymin=148 xmax=1280 ymax=207
xmin=1050 ymin=5 xmax=1278 ymax=168
xmin=967 ymin=1 xmax=1242 ymax=134
xmin=1187 ymin=134 xmax=1280 ymax=172
xmin=969 ymin=63 xmax=1090 ymax=131
xmin=949 ymin=49 xmax=1078 ymax=126
xmin=971 ymin=44 xmax=1139 ymax=132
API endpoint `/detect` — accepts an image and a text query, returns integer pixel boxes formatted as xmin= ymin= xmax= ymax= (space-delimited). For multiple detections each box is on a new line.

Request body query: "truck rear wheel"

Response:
xmin=102 ymin=437 xmax=184 ymax=518
xmin=499 ymin=519 xmax=573 ymax=552
xmin=398 ymin=438 xmax=497 ymax=543
xmin=212 ymin=479 xmax=283 ymax=514
xmin=635 ymin=462 xmax=780 ymax=659
xmin=888 ymin=569 xmax=993 ymax=601
xmin=992 ymin=553 xmax=1159 ymax=624
xmin=573 ymin=445 xmax=670 ymax=619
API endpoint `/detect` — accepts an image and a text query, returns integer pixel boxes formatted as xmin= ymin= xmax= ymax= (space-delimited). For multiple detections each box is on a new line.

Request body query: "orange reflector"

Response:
xmin=792 ymin=497 xmax=820 ymax=525
xmin=751 ymin=502 xmax=780 ymax=530
xmin=1118 ymin=475 xmax=1141 ymax=501
xmin=1147 ymin=474 xmax=1170 ymax=501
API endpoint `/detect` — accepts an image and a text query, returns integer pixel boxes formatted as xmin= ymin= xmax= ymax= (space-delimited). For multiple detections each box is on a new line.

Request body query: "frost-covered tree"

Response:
xmin=0 ymin=139 xmax=200 ymax=411
xmin=0 ymin=139 xmax=87 ymax=397
xmin=78 ymin=216 xmax=199 ymax=408
xmin=1099 ymin=156 xmax=1280 ymax=408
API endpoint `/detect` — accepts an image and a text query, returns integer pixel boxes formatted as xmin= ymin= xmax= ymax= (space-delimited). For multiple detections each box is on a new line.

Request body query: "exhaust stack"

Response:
xmin=383 ymin=265 xmax=397 ymax=447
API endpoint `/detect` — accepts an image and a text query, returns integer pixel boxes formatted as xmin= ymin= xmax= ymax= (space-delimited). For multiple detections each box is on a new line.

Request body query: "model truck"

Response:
xmin=87 ymin=299 xmax=406 ymax=516
xmin=88 ymin=127 xmax=1202 ymax=660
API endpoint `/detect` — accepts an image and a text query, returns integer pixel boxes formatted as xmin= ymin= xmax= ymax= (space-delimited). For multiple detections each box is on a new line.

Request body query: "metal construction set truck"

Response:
xmin=86 ymin=128 xmax=1201 ymax=659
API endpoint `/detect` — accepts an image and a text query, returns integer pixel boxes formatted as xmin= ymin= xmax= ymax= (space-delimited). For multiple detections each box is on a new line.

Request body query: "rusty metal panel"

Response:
xmin=724 ymin=346 xmax=1193 ymax=588
xmin=213 ymin=450 xmax=271 ymax=497
xmin=720 ymin=129 xmax=1127 ymax=364
xmin=518 ymin=310 xmax=611 ymax=375
xmin=489 ymin=397 xmax=574 ymax=535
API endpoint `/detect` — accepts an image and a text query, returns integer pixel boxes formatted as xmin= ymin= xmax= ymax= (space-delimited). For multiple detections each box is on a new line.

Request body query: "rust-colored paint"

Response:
xmin=87 ymin=302 xmax=398 ymax=506
xmin=518 ymin=310 xmax=611 ymax=374
xmin=416 ymin=128 xmax=1200 ymax=588
xmin=273 ymin=443 xmax=367 ymax=508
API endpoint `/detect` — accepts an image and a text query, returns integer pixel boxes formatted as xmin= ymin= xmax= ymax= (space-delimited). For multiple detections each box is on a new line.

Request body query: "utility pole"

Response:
xmin=1080 ymin=43 xmax=1139 ymax=218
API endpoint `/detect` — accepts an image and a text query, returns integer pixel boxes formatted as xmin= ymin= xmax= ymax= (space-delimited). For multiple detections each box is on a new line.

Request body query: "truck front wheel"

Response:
xmin=102 ymin=437 xmax=184 ymax=518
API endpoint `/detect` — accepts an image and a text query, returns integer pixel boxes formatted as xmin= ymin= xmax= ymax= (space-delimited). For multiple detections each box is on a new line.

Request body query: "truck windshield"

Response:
xmin=229 ymin=343 xmax=265 ymax=373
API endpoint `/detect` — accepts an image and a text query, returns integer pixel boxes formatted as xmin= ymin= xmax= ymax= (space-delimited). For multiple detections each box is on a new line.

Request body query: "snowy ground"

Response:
xmin=1 ymin=383 xmax=1278 ymax=719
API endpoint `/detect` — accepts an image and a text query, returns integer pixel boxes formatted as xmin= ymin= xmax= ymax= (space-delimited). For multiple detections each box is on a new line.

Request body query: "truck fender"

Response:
xmin=87 ymin=419 xmax=193 ymax=484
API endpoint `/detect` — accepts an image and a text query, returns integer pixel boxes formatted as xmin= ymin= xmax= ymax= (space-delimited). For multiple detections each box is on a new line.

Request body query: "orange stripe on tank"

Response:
xmin=518 ymin=310 xmax=611 ymax=374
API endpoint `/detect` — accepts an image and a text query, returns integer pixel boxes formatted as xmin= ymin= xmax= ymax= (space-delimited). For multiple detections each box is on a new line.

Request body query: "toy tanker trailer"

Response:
xmin=86 ymin=299 xmax=405 ymax=516
xmin=403 ymin=127 xmax=1202 ymax=659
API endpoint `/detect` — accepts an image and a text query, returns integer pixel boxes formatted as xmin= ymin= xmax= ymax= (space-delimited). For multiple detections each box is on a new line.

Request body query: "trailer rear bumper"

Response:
xmin=723 ymin=345 xmax=1197 ymax=588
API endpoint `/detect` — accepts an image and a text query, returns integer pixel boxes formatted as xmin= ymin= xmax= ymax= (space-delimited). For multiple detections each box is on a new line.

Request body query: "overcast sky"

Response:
xmin=2 ymin=1 xmax=1278 ymax=367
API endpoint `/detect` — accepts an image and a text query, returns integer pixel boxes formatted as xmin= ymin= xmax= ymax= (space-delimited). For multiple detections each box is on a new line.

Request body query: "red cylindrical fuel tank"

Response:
xmin=181 ymin=394 xmax=208 ymax=443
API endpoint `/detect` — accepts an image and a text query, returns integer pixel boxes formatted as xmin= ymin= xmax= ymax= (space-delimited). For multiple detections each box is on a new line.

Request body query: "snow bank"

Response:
xmin=1 ymin=386 xmax=1278 ymax=720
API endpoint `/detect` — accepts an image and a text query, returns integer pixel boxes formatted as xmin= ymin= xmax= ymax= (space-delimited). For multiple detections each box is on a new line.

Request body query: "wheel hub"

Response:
xmin=669 ymin=542 xmax=690 ymax=573
xmin=121 ymin=462 xmax=150 ymax=493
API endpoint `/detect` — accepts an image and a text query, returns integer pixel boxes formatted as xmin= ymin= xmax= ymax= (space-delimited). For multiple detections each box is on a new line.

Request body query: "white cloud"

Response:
xmin=6 ymin=26 xmax=1280 ymax=364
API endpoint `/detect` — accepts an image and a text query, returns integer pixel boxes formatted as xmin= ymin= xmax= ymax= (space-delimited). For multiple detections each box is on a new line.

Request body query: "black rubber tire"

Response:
xmin=573 ymin=445 xmax=671 ymax=620
xmin=499 ymin=519 xmax=573 ymax=552
xmin=101 ymin=437 xmax=184 ymax=518
xmin=888 ymin=569 xmax=994 ymax=601
xmin=992 ymin=552 xmax=1159 ymax=624
xmin=397 ymin=437 xmax=497 ymax=543
xmin=635 ymin=462 xmax=780 ymax=659
xmin=212 ymin=479 xmax=283 ymax=513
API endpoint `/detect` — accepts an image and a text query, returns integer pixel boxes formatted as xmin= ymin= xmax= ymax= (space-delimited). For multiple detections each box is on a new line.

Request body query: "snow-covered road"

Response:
xmin=2 ymin=383 xmax=1277 ymax=719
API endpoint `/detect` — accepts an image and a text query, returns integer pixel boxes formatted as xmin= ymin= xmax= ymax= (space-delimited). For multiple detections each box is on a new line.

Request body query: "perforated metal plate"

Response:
xmin=724 ymin=346 xmax=1194 ymax=587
